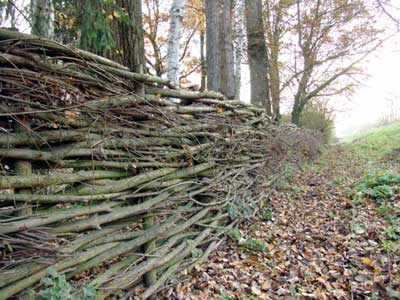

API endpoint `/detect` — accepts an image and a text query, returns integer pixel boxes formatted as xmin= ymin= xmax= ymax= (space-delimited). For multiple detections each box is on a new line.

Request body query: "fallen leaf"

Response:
xmin=361 ymin=257 xmax=373 ymax=267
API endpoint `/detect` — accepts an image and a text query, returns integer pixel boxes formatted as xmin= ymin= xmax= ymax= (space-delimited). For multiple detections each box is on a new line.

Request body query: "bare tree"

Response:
xmin=288 ymin=0 xmax=383 ymax=125
xmin=143 ymin=0 xmax=168 ymax=77
xmin=376 ymin=0 xmax=400 ymax=28
xmin=264 ymin=0 xmax=294 ymax=120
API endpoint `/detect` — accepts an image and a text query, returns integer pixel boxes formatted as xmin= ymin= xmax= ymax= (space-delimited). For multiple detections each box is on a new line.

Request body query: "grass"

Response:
xmin=342 ymin=122 xmax=400 ymax=160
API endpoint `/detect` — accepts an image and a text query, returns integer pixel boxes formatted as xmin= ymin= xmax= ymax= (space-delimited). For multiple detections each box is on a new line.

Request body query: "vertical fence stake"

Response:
xmin=143 ymin=212 xmax=157 ymax=290
xmin=13 ymin=117 xmax=32 ymax=216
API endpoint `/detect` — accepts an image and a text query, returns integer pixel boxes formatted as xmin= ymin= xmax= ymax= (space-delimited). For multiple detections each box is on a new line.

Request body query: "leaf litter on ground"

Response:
xmin=158 ymin=146 xmax=400 ymax=300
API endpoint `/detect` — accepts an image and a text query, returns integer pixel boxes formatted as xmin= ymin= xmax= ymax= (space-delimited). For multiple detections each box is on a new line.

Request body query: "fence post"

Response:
xmin=13 ymin=117 xmax=32 ymax=216
xmin=143 ymin=212 xmax=157 ymax=289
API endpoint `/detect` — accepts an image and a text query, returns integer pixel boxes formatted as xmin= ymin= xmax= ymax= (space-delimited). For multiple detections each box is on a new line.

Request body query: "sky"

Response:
xmin=334 ymin=36 xmax=400 ymax=136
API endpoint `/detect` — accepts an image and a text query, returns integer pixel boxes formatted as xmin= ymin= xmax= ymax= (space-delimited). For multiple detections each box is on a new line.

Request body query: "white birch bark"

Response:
xmin=234 ymin=0 xmax=245 ymax=100
xmin=167 ymin=0 xmax=185 ymax=86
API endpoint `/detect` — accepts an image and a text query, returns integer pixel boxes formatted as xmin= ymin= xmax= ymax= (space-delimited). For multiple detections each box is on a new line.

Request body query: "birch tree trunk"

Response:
xmin=31 ymin=0 xmax=54 ymax=38
xmin=167 ymin=0 xmax=185 ymax=86
xmin=234 ymin=0 xmax=245 ymax=100
xmin=245 ymin=0 xmax=271 ymax=113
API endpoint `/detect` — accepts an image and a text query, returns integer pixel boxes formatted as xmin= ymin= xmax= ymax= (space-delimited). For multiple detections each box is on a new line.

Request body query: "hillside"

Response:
xmin=343 ymin=122 xmax=400 ymax=161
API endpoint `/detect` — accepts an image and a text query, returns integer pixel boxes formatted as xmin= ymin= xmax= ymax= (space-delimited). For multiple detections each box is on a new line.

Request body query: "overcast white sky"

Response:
xmin=334 ymin=36 xmax=400 ymax=136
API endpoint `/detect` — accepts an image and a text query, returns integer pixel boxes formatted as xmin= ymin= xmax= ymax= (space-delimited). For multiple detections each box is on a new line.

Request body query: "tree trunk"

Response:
xmin=291 ymin=95 xmax=304 ymax=126
xmin=205 ymin=0 xmax=235 ymax=99
xmin=270 ymin=49 xmax=281 ymax=121
xmin=265 ymin=0 xmax=285 ymax=121
xmin=291 ymin=108 xmax=301 ymax=126
xmin=200 ymin=30 xmax=206 ymax=92
xmin=9 ymin=3 xmax=17 ymax=30
xmin=219 ymin=0 xmax=235 ymax=99
xmin=205 ymin=0 xmax=222 ymax=92
xmin=245 ymin=0 xmax=271 ymax=113
xmin=292 ymin=55 xmax=313 ymax=125
xmin=112 ymin=0 xmax=145 ymax=94
xmin=31 ymin=0 xmax=54 ymax=38
xmin=167 ymin=0 xmax=185 ymax=86
xmin=234 ymin=0 xmax=245 ymax=100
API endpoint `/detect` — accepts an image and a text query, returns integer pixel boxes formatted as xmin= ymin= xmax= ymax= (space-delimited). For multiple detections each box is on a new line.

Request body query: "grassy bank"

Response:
xmin=342 ymin=122 xmax=400 ymax=160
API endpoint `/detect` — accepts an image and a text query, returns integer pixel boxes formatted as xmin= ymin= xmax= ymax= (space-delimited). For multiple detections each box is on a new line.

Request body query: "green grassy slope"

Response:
xmin=342 ymin=122 xmax=400 ymax=160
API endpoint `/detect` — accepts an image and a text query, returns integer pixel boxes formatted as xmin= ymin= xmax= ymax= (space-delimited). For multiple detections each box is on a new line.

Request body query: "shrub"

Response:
xmin=226 ymin=196 xmax=254 ymax=221
xmin=355 ymin=172 xmax=399 ymax=200
xmin=241 ymin=239 xmax=267 ymax=252
xmin=260 ymin=209 xmax=273 ymax=221
xmin=227 ymin=228 xmax=241 ymax=241
xmin=385 ymin=225 xmax=400 ymax=241
xmin=299 ymin=100 xmax=335 ymax=143
xmin=370 ymin=185 xmax=393 ymax=200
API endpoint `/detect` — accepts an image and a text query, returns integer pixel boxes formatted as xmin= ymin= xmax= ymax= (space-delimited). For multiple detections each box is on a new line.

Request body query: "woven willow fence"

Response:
xmin=0 ymin=29 xmax=321 ymax=299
